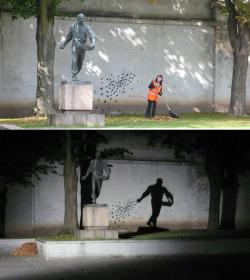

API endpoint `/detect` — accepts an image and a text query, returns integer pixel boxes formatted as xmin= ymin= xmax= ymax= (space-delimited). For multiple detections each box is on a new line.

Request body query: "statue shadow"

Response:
xmin=119 ymin=227 xmax=170 ymax=239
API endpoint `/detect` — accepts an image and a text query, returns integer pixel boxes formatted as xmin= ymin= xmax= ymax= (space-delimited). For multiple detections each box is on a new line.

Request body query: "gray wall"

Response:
xmin=57 ymin=0 xmax=214 ymax=20
xmin=5 ymin=160 xmax=210 ymax=236
xmin=5 ymin=131 xmax=250 ymax=236
xmin=2 ymin=0 xmax=248 ymax=117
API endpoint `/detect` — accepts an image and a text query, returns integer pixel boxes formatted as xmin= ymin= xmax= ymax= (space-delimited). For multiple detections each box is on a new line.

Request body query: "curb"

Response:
xmin=2 ymin=239 xmax=250 ymax=259
xmin=0 ymin=239 xmax=35 ymax=255
xmin=36 ymin=239 xmax=250 ymax=260
xmin=0 ymin=124 xmax=24 ymax=130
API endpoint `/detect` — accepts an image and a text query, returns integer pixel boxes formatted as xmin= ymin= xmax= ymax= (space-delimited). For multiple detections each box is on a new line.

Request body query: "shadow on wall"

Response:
xmin=137 ymin=178 xmax=174 ymax=228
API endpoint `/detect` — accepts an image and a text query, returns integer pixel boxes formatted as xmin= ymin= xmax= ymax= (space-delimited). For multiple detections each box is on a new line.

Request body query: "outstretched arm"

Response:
xmin=137 ymin=187 xmax=151 ymax=202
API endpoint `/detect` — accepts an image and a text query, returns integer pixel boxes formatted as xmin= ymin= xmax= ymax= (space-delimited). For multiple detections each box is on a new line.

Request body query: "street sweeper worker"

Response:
xmin=145 ymin=75 xmax=163 ymax=118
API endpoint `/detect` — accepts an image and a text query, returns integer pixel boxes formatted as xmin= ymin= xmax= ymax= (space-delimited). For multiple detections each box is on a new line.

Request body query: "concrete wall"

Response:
xmin=0 ymin=0 xmax=221 ymax=117
xmin=57 ymin=0 xmax=214 ymax=20
xmin=1 ymin=0 xmax=249 ymax=117
xmin=4 ymin=131 xmax=250 ymax=236
xmin=5 ymin=165 xmax=66 ymax=236
xmin=0 ymin=14 xmax=216 ymax=117
xmin=5 ymin=160 xmax=210 ymax=236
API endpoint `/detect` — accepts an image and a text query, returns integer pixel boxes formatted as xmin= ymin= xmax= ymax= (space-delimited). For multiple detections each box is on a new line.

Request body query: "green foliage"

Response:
xmin=0 ymin=0 xmax=85 ymax=20
xmin=235 ymin=0 xmax=250 ymax=25
xmin=101 ymin=147 xmax=133 ymax=159
xmin=222 ymin=0 xmax=250 ymax=26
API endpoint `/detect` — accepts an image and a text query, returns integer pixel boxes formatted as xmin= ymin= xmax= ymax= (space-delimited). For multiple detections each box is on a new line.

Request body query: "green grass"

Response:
xmin=119 ymin=229 xmax=250 ymax=240
xmin=2 ymin=229 xmax=250 ymax=241
xmin=0 ymin=113 xmax=250 ymax=129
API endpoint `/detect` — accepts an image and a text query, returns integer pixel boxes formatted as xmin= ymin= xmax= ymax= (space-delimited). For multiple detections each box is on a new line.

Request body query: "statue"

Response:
xmin=82 ymin=151 xmax=111 ymax=204
xmin=59 ymin=13 xmax=96 ymax=81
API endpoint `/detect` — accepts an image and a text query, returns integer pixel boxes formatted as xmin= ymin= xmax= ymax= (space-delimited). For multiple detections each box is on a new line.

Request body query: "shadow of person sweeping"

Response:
xmin=137 ymin=178 xmax=174 ymax=229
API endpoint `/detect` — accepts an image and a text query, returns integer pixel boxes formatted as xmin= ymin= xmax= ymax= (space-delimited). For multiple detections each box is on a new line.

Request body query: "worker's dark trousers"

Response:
xmin=145 ymin=100 xmax=157 ymax=118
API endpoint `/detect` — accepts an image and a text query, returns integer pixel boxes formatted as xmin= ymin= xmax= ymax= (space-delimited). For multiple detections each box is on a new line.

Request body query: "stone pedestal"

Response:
xmin=80 ymin=204 xmax=118 ymax=240
xmin=48 ymin=113 xmax=105 ymax=127
xmin=59 ymin=81 xmax=93 ymax=111
xmin=48 ymin=81 xmax=105 ymax=127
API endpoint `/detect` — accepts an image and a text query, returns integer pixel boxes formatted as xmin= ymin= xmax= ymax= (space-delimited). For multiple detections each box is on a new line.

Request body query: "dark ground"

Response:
xmin=1 ymin=254 xmax=250 ymax=280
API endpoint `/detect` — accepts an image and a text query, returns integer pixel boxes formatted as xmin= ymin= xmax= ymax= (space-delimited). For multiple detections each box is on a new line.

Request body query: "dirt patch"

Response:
xmin=11 ymin=242 xmax=38 ymax=256
xmin=151 ymin=116 xmax=174 ymax=120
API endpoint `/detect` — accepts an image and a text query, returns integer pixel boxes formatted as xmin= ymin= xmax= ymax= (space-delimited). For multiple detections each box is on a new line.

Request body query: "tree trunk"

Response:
xmin=60 ymin=131 xmax=79 ymax=236
xmin=0 ymin=175 xmax=7 ymax=237
xmin=229 ymin=24 xmax=250 ymax=116
xmin=32 ymin=0 xmax=55 ymax=115
xmin=205 ymin=154 xmax=223 ymax=230
xmin=220 ymin=169 xmax=239 ymax=230
xmin=220 ymin=187 xmax=238 ymax=229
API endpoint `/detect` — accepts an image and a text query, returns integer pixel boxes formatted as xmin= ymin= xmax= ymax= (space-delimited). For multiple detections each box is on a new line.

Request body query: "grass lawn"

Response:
xmin=119 ymin=228 xmax=250 ymax=240
xmin=0 ymin=113 xmax=250 ymax=129
xmin=3 ymin=229 xmax=250 ymax=241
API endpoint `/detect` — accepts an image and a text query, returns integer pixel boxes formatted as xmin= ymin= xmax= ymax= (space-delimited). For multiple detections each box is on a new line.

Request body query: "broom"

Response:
xmin=161 ymin=95 xmax=179 ymax=118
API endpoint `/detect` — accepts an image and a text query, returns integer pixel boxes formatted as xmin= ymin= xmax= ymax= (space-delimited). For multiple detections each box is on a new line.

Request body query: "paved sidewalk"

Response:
xmin=1 ymin=254 xmax=250 ymax=280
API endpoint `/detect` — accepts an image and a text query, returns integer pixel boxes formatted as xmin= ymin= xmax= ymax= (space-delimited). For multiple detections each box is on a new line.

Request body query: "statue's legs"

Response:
xmin=91 ymin=175 xmax=102 ymax=204
xmin=71 ymin=46 xmax=85 ymax=80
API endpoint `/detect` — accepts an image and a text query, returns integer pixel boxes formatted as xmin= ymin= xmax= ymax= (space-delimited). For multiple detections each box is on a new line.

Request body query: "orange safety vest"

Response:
xmin=147 ymin=80 xmax=162 ymax=102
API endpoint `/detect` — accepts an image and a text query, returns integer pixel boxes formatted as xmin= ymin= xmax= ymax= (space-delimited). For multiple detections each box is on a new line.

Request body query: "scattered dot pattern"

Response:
xmin=94 ymin=73 xmax=139 ymax=112
xmin=110 ymin=200 xmax=138 ymax=224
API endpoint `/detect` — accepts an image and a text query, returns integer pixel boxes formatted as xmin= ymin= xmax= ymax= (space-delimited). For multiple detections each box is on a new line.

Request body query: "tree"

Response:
xmin=0 ymin=0 xmax=84 ymax=116
xmin=60 ymin=131 xmax=132 ymax=236
xmin=224 ymin=0 xmax=250 ymax=116
xmin=0 ymin=131 xmax=131 ymax=237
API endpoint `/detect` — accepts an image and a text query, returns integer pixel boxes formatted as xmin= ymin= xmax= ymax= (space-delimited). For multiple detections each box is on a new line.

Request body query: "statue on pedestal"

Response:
xmin=82 ymin=151 xmax=111 ymax=204
xmin=59 ymin=13 xmax=96 ymax=81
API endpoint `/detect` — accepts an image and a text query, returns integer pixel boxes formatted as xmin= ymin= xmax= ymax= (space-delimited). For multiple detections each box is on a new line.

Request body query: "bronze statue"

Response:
xmin=59 ymin=13 xmax=96 ymax=81
xmin=82 ymin=151 xmax=111 ymax=204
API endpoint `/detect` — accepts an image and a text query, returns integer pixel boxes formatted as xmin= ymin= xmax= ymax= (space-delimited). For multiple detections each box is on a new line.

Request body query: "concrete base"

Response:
xmin=82 ymin=204 xmax=109 ymax=229
xmin=80 ymin=204 xmax=117 ymax=240
xmin=79 ymin=229 xmax=119 ymax=240
xmin=59 ymin=81 xmax=93 ymax=111
xmin=48 ymin=113 xmax=105 ymax=127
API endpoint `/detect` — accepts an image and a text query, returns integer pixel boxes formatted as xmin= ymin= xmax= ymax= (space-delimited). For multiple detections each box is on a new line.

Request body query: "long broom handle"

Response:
xmin=161 ymin=95 xmax=171 ymax=111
